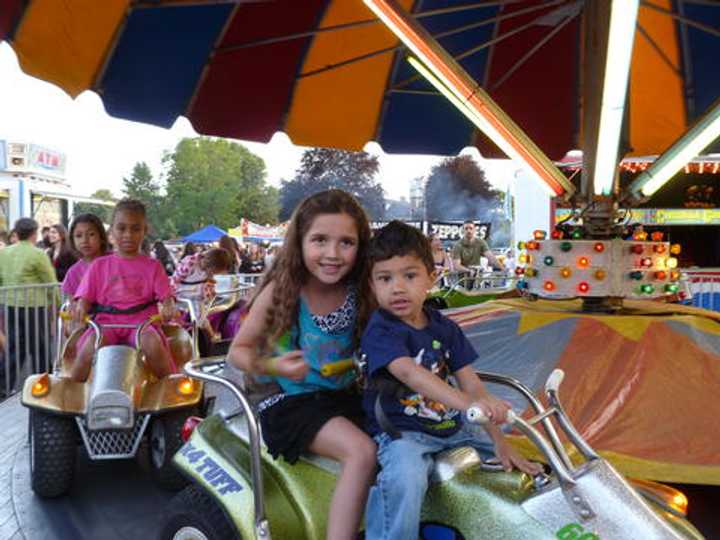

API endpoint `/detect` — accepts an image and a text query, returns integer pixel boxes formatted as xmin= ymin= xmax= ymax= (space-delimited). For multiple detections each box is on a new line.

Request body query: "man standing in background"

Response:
xmin=452 ymin=220 xmax=505 ymax=273
xmin=0 ymin=218 xmax=58 ymax=394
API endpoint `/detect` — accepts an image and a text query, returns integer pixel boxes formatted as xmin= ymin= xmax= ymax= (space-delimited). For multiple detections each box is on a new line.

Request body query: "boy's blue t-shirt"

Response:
xmin=362 ymin=307 xmax=478 ymax=437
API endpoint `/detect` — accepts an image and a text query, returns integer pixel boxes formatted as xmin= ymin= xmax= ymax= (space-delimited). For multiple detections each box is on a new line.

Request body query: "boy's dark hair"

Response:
xmin=14 ymin=218 xmax=38 ymax=240
xmin=369 ymin=220 xmax=434 ymax=273
xmin=202 ymin=248 xmax=233 ymax=272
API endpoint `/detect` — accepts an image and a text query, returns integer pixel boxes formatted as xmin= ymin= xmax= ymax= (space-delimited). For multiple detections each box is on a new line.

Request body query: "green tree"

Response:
xmin=121 ymin=162 xmax=174 ymax=239
xmin=73 ymin=189 xmax=115 ymax=223
xmin=163 ymin=138 xmax=278 ymax=236
xmin=279 ymin=148 xmax=385 ymax=220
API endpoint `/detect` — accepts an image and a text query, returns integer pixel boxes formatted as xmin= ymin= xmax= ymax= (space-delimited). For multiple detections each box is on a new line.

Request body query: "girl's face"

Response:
xmin=49 ymin=227 xmax=61 ymax=245
xmin=73 ymin=222 xmax=102 ymax=260
xmin=111 ymin=210 xmax=146 ymax=256
xmin=430 ymin=236 xmax=442 ymax=250
xmin=301 ymin=212 xmax=359 ymax=287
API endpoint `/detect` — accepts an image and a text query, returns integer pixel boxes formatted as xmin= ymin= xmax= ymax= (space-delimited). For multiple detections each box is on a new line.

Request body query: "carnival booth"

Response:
xmin=228 ymin=218 xmax=285 ymax=245
xmin=181 ymin=224 xmax=227 ymax=243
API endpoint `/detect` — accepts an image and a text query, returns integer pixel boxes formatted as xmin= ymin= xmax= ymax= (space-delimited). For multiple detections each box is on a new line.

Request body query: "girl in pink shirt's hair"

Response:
xmin=69 ymin=199 xmax=177 ymax=382
xmin=62 ymin=213 xmax=110 ymax=301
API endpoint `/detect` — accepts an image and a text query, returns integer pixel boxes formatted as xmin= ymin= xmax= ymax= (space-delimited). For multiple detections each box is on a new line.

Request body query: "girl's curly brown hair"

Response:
xmin=256 ymin=189 xmax=373 ymax=353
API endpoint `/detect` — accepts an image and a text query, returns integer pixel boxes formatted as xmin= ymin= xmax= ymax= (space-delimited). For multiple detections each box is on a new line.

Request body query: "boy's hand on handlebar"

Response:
xmin=470 ymin=395 xmax=512 ymax=425
xmin=494 ymin=438 xmax=544 ymax=476
xmin=267 ymin=350 xmax=309 ymax=382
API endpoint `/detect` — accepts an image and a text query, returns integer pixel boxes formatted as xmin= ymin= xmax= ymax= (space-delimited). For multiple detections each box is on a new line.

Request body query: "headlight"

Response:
xmin=629 ymin=478 xmax=688 ymax=517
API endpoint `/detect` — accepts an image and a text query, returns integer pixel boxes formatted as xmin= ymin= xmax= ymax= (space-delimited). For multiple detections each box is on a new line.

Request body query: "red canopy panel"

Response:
xmin=0 ymin=0 xmax=24 ymax=40
xmin=189 ymin=1 xmax=328 ymax=143
xmin=479 ymin=1 xmax=581 ymax=160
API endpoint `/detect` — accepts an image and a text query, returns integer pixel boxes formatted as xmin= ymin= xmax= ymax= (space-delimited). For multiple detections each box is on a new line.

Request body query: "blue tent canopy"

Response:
xmin=182 ymin=225 xmax=227 ymax=243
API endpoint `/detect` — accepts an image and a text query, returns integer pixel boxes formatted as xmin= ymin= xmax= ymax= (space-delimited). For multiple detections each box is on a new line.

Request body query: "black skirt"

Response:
xmin=259 ymin=388 xmax=365 ymax=464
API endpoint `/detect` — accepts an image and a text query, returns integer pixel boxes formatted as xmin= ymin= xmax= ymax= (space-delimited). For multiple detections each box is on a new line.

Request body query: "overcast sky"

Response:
xmin=0 ymin=42 xmax=511 ymax=201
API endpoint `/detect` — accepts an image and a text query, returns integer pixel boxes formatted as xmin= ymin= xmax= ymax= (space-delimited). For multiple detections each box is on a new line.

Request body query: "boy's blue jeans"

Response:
xmin=365 ymin=427 xmax=496 ymax=540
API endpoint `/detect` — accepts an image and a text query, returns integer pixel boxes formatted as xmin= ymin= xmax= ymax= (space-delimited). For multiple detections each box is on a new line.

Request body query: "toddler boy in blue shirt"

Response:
xmin=362 ymin=221 xmax=540 ymax=540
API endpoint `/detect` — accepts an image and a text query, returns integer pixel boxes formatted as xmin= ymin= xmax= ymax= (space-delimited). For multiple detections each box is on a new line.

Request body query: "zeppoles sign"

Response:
xmin=429 ymin=221 xmax=491 ymax=241
xmin=368 ymin=221 xmax=491 ymax=241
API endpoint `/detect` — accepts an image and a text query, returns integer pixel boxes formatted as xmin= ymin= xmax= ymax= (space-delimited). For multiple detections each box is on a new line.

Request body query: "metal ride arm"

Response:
xmin=183 ymin=358 xmax=271 ymax=540
xmin=466 ymin=400 xmax=577 ymax=487
xmin=176 ymin=298 xmax=200 ymax=360
xmin=57 ymin=309 xmax=102 ymax=371
xmin=444 ymin=270 xmax=515 ymax=297
xmin=544 ymin=370 xmax=599 ymax=461
xmin=475 ymin=371 xmax=574 ymax=472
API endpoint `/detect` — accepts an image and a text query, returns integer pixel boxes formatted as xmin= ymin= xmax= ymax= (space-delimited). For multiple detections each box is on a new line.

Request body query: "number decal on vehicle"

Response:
xmin=556 ymin=523 xmax=600 ymax=540
xmin=178 ymin=443 xmax=243 ymax=495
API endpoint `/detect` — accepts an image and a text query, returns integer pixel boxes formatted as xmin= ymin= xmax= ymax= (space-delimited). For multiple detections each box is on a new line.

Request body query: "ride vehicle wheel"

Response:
xmin=159 ymin=484 xmax=237 ymax=540
xmin=148 ymin=408 xmax=198 ymax=491
xmin=28 ymin=409 xmax=77 ymax=498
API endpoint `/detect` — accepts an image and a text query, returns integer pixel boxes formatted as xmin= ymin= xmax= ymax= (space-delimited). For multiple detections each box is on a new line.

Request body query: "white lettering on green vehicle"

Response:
xmin=556 ymin=523 xmax=600 ymax=540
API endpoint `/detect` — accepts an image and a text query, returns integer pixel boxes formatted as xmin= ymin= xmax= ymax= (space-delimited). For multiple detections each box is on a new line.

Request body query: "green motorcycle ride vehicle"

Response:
xmin=160 ymin=359 xmax=703 ymax=540
xmin=425 ymin=269 xmax=518 ymax=310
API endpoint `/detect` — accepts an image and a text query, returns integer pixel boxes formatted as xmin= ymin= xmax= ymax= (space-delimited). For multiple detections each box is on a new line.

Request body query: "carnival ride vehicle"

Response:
xmin=175 ymin=274 xmax=253 ymax=358
xmin=426 ymin=268 xmax=518 ymax=310
xmin=21 ymin=313 xmax=203 ymax=498
xmin=159 ymin=359 xmax=702 ymax=540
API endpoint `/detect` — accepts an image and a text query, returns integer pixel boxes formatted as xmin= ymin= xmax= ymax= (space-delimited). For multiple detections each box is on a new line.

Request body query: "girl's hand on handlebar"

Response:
xmin=494 ymin=437 xmax=544 ymax=475
xmin=266 ymin=350 xmax=309 ymax=382
xmin=159 ymin=299 xmax=176 ymax=323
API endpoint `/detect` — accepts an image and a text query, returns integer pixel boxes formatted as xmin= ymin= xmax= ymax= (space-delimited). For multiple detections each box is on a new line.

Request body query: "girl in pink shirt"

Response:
xmin=62 ymin=213 xmax=110 ymax=300
xmin=69 ymin=199 xmax=177 ymax=382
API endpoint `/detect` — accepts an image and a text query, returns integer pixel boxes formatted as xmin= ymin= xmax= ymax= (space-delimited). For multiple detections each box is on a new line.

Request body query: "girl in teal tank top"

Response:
xmin=228 ymin=190 xmax=376 ymax=540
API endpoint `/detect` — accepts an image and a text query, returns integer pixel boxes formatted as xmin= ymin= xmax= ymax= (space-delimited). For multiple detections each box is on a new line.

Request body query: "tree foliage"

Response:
xmin=424 ymin=155 xmax=500 ymax=221
xmin=163 ymin=138 xmax=279 ymax=236
xmin=73 ymin=189 xmax=115 ymax=223
xmin=120 ymin=162 xmax=172 ymax=239
xmin=279 ymin=148 xmax=385 ymax=220
xmin=425 ymin=155 xmax=511 ymax=246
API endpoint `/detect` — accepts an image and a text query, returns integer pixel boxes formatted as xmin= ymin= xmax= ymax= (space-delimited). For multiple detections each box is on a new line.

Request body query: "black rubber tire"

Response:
xmin=28 ymin=409 xmax=77 ymax=498
xmin=148 ymin=408 xmax=197 ymax=491
xmin=158 ymin=484 xmax=237 ymax=540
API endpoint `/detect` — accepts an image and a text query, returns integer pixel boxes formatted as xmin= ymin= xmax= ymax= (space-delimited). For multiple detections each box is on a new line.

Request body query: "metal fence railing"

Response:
xmin=0 ymin=283 xmax=62 ymax=399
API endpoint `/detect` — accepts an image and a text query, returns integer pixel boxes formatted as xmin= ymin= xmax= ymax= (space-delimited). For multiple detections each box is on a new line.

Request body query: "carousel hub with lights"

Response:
xmin=517 ymin=230 xmax=681 ymax=300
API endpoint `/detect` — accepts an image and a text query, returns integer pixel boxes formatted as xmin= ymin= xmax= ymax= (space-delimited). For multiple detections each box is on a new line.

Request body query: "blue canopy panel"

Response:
xmin=376 ymin=1 xmax=499 ymax=155
xmin=99 ymin=4 xmax=232 ymax=128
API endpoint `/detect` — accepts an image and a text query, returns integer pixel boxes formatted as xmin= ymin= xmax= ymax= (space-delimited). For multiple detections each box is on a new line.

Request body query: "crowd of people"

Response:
xmin=0 ymin=190 xmax=529 ymax=539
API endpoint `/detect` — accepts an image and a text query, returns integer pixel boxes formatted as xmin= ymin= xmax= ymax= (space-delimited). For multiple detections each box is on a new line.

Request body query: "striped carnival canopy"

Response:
xmin=1 ymin=1 xmax=719 ymax=163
